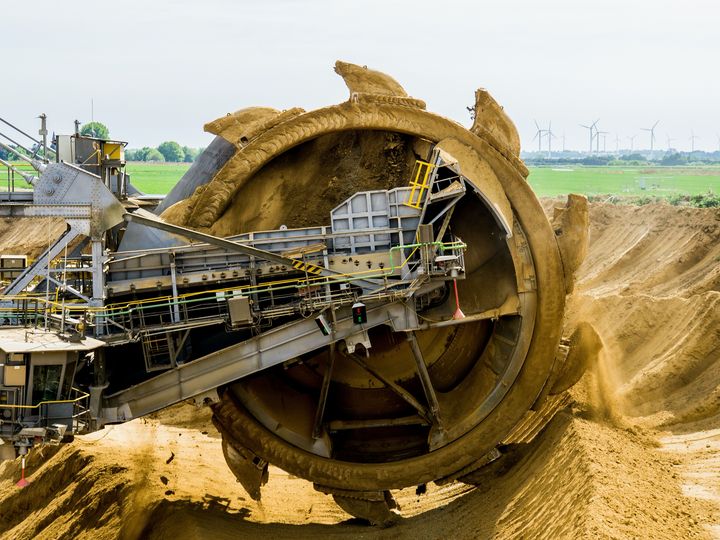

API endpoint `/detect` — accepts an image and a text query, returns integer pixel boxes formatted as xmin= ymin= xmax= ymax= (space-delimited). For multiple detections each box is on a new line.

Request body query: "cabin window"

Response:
xmin=31 ymin=364 xmax=62 ymax=405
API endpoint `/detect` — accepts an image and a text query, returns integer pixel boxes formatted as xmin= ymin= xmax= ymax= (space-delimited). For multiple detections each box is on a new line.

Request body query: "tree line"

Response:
xmin=523 ymin=150 xmax=720 ymax=167
xmin=126 ymin=142 xmax=204 ymax=163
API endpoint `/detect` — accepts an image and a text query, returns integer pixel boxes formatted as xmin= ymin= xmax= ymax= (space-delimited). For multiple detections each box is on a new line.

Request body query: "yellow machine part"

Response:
xmin=102 ymin=142 xmax=125 ymax=162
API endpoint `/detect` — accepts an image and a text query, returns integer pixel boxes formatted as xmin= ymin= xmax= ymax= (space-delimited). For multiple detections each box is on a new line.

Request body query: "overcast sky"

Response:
xmin=3 ymin=0 xmax=718 ymax=152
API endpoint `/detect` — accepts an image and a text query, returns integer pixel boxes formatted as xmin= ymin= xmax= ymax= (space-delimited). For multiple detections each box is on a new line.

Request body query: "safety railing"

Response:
xmin=0 ymin=239 xmax=466 ymax=338
xmin=1 ymin=161 xmax=35 ymax=192
xmin=0 ymin=387 xmax=91 ymax=435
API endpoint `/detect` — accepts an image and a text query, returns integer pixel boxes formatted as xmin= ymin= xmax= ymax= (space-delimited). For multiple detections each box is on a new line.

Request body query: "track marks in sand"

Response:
xmin=575 ymin=204 xmax=720 ymax=298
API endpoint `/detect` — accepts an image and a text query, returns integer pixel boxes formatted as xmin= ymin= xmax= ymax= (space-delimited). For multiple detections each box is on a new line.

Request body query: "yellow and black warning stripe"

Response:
xmin=291 ymin=260 xmax=324 ymax=275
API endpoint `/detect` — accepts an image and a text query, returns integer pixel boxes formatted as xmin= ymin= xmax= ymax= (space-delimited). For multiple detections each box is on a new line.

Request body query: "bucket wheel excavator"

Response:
xmin=0 ymin=62 xmax=593 ymax=525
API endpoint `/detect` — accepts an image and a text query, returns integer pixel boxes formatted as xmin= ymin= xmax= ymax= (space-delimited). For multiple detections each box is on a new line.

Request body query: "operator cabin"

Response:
xmin=0 ymin=327 xmax=104 ymax=460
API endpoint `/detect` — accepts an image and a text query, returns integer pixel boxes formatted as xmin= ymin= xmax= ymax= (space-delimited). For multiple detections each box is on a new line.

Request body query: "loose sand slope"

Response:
xmin=0 ymin=202 xmax=718 ymax=539
xmin=0 ymin=218 xmax=65 ymax=261
xmin=565 ymin=203 xmax=720 ymax=431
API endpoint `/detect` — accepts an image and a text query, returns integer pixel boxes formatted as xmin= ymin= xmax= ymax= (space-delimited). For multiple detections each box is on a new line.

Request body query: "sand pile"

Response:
xmin=573 ymin=203 xmax=720 ymax=298
xmin=561 ymin=202 xmax=720 ymax=538
xmin=1 ymin=202 xmax=719 ymax=539
xmin=0 ymin=403 xmax=709 ymax=539
xmin=0 ymin=446 xmax=126 ymax=539
xmin=0 ymin=218 xmax=65 ymax=260
xmin=564 ymin=203 xmax=720 ymax=430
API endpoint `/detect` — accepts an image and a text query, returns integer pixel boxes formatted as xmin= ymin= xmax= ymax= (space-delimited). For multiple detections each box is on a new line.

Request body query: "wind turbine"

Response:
xmin=666 ymin=134 xmax=675 ymax=150
xmin=641 ymin=121 xmax=659 ymax=157
xmin=532 ymin=120 xmax=546 ymax=153
xmin=596 ymin=131 xmax=609 ymax=153
xmin=580 ymin=119 xmax=599 ymax=154
xmin=627 ymin=134 xmax=637 ymax=152
xmin=614 ymin=133 xmax=620 ymax=154
xmin=716 ymin=133 xmax=720 ymax=152
xmin=561 ymin=132 xmax=566 ymax=153
xmin=546 ymin=121 xmax=557 ymax=158
xmin=689 ymin=130 xmax=700 ymax=152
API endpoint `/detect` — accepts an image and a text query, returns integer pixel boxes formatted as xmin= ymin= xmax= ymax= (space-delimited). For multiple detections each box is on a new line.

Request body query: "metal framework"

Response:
xmin=0 ymin=132 xmax=491 ymax=455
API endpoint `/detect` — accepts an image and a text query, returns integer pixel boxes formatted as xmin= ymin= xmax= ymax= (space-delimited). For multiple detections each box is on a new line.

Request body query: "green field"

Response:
xmin=126 ymin=162 xmax=191 ymax=194
xmin=527 ymin=166 xmax=720 ymax=198
xmin=127 ymin=163 xmax=720 ymax=199
xmin=5 ymin=162 xmax=720 ymax=200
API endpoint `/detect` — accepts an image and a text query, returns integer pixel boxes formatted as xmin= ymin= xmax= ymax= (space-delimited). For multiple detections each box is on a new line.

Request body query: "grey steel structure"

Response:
xmin=0 ymin=136 xmax=473 ymax=458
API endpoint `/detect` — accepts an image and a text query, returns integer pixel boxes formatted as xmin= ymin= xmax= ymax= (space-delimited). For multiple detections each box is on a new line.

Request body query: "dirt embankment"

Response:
xmin=563 ymin=203 xmax=720 ymax=539
xmin=0 ymin=218 xmax=65 ymax=260
xmin=0 ymin=202 xmax=719 ymax=539
xmin=565 ymin=203 xmax=720 ymax=429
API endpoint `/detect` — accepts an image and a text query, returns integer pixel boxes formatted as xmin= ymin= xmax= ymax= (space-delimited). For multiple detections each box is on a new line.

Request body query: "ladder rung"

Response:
xmin=404 ymin=159 xmax=435 ymax=209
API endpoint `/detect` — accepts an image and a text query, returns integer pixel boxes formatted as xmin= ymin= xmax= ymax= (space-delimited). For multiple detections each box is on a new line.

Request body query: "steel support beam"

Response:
xmin=45 ymin=275 xmax=91 ymax=303
xmin=125 ymin=211 xmax=319 ymax=270
xmin=0 ymin=204 xmax=91 ymax=218
xmin=312 ymin=342 xmax=335 ymax=439
xmin=407 ymin=331 xmax=441 ymax=423
xmin=90 ymin=239 xmax=104 ymax=306
xmin=3 ymin=226 xmax=81 ymax=296
xmin=348 ymin=353 xmax=430 ymax=421
xmin=102 ymin=302 xmax=418 ymax=422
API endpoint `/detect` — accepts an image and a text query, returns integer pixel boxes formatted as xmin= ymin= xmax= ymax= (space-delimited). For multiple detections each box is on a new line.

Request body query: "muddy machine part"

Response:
xmin=159 ymin=63 xmax=587 ymax=522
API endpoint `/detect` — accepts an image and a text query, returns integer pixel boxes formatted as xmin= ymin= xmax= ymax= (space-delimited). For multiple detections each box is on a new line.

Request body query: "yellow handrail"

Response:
xmin=0 ymin=387 xmax=90 ymax=410
xmin=404 ymin=160 xmax=434 ymax=209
